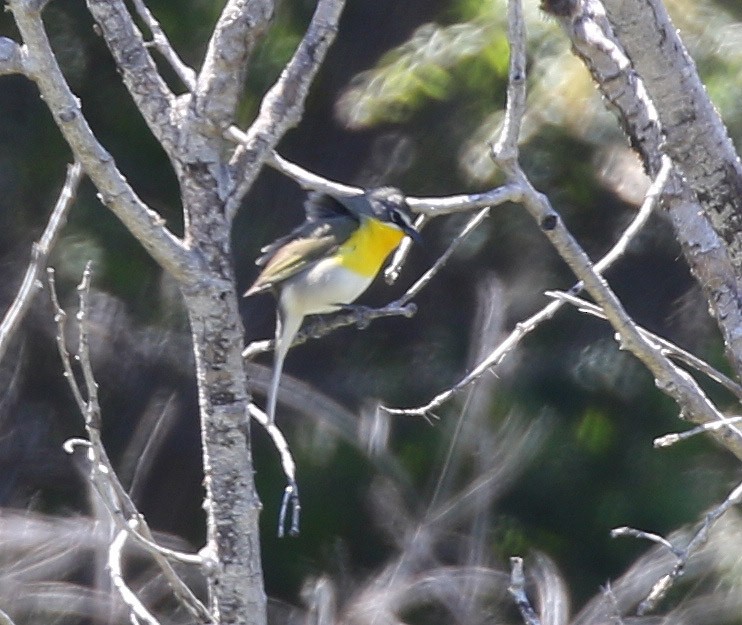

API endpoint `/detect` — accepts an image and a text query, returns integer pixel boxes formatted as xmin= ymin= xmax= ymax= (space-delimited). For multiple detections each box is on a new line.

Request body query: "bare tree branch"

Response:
xmin=479 ymin=0 xmax=742 ymax=459
xmin=598 ymin=0 xmax=742 ymax=280
xmin=612 ymin=479 xmax=742 ymax=616
xmin=194 ymin=0 xmax=274 ymax=131
xmin=109 ymin=526 xmax=162 ymax=625
xmin=265 ymin=150 xmax=362 ymax=195
xmin=48 ymin=266 xmax=213 ymax=625
xmin=0 ymin=162 xmax=82 ymax=365
xmin=387 ymin=141 xmax=668 ymax=418
xmin=654 ymin=416 xmax=742 ymax=449
xmin=384 ymin=214 xmax=428 ymax=285
xmin=545 ymin=0 xmax=742 ymax=381
xmin=264 ymin=150 xmax=525 ymax=215
xmin=512 ymin=164 xmax=742 ymax=459
xmin=224 ymin=0 xmax=347 ymax=218
xmin=84 ymin=0 xmax=180 ymax=155
xmin=508 ymin=557 xmax=542 ymax=625
xmin=6 ymin=0 xmax=198 ymax=282
xmin=130 ymin=0 xmax=197 ymax=92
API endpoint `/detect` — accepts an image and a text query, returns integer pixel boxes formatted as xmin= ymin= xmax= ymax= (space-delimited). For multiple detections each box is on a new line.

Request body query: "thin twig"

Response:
xmin=508 ymin=557 xmax=542 ymax=625
xmin=395 ymin=209 xmax=489 ymax=306
xmin=654 ymin=416 xmax=742 ymax=448
xmin=242 ymin=303 xmax=416 ymax=359
xmin=224 ymin=0 xmax=347 ymax=219
xmin=610 ymin=526 xmax=679 ymax=555
xmin=384 ymin=214 xmax=429 ymax=284
xmin=109 ymin=525 xmax=161 ymax=625
xmin=491 ymin=0 xmax=526 ymax=165
xmin=47 ymin=268 xmax=86 ymax=414
xmin=48 ymin=266 xmax=212 ymax=624
xmin=247 ymin=403 xmax=301 ymax=537
xmin=613 ymin=479 xmax=742 ymax=615
xmin=385 ymin=151 xmax=669 ymax=417
xmin=129 ymin=0 xmax=196 ymax=91
xmin=0 ymin=162 xmax=82 ymax=365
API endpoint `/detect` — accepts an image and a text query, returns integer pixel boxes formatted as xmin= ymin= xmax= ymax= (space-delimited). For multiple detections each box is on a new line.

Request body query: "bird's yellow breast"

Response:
xmin=336 ymin=217 xmax=405 ymax=278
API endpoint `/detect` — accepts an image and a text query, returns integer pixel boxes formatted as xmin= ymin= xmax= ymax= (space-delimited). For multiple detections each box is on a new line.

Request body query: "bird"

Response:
xmin=244 ymin=186 xmax=419 ymax=424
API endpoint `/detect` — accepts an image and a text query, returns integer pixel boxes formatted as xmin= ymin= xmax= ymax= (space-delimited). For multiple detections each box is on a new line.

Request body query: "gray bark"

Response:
xmin=5 ymin=0 xmax=345 ymax=622
xmin=547 ymin=0 xmax=742 ymax=384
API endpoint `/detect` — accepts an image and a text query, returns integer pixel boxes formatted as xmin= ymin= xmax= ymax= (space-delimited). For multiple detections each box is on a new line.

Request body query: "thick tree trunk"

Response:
xmin=182 ymin=283 xmax=265 ymax=625
xmin=180 ymin=162 xmax=266 ymax=625
xmin=600 ymin=0 xmax=742 ymax=284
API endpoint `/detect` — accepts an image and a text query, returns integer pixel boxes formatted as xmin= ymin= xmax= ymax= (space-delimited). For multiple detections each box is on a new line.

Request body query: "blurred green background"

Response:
xmin=1 ymin=0 xmax=741 ymax=620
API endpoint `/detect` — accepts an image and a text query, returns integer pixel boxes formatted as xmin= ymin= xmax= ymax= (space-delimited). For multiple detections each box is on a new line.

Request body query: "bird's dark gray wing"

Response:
xmin=244 ymin=217 xmax=357 ymax=296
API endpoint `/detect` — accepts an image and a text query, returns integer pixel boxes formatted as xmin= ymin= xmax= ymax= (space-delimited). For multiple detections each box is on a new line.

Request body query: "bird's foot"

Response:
xmin=335 ymin=304 xmax=374 ymax=329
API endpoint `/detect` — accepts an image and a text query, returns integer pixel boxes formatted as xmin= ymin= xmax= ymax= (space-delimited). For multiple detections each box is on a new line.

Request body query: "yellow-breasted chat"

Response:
xmin=244 ymin=187 xmax=419 ymax=423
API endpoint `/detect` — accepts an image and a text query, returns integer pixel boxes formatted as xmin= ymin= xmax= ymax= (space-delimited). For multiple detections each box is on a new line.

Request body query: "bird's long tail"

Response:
xmin=267 ymin=306 xmax=303 ymax=424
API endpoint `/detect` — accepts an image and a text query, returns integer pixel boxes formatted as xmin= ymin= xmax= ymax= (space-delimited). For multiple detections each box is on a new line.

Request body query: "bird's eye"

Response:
xmin=390 ymin=209 xmax=404 ymax=226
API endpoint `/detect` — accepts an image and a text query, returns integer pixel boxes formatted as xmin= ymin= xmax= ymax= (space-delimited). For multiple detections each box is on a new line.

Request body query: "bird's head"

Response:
xmin=340 ymin=187 xmax=421 ymax=243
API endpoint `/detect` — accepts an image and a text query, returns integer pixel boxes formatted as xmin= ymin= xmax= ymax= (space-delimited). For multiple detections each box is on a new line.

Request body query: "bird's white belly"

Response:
xmin=281 ymin=258 xmax=375 ymax=316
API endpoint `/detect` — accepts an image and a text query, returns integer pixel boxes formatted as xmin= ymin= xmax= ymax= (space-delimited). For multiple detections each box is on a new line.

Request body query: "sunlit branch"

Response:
xmin=195 ymin=0 xmax=273 ymax=131
xmin=491 ymin=0 xmax=526 ymax=166
xmin=600 ymin=0 xmax=742 ymax=281
xmin=610 ymin=526 xmax=678 ymax=554
xmin=225 ymin=0 xmax=347 ymax=219
xmin=0 ymin=162 xmax=82 ymax=365
xmin=109 ymin=525 xmax=161 ymax=625
xmin=130 ymin=0 xmax=196 ymax=92
xmin=262 ymin=149 xmax=524 ymax=215
xmin=508 ymin=557 xmax=542 ymax=625
xmin=654 ymin=416 xmax=742 ymax=448
xmin=386 ymin=152 xmax=669 ymax=417
xmin=548 ymin=0 xmax=742 ymax=383
xmin=85 ymin=0 xmax=180 ymax=153
xmin=6 ymin=0 xmax=196 ymax=281
xmin=263 ymin=149 xmax=361 ymax=196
